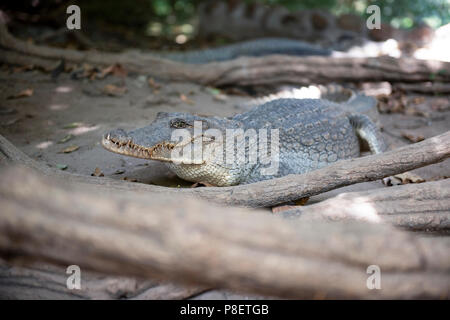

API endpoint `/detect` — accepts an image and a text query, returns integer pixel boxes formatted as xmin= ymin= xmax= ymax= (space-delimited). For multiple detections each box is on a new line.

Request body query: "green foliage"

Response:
xmin=245 ymin=0 xmax=449 ymax=28
xmin=367 ymin=0 xmax=450 ymax=28
xmin=79 ymin=0 xmax=450 ymax=39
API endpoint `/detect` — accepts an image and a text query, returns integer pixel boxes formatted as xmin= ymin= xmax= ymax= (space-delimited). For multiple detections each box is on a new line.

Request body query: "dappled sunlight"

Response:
xmin=276 ymin=85 xmax=321 ymax=99
xmin=68 ymin=124 xmax=100 ymax=136
xmin=317 ymin=195 xmax=382 ymax=223
xmin=337 ymin=196 xmax=381 ymax=223
xmin=414 ymin=23 xmax=450 ymax=62
xmin=35 ymin=141 xmax=53 ymax=149
xmin=332 ymin=38 xmax=401 ymax=58
xmin=48 ymin=104 xmax=69 ymax=111
xmin=54 ymin=86 xmax=74 ymax=93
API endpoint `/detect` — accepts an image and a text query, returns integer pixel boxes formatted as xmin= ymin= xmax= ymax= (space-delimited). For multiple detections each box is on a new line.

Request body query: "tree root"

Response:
xmin=281 ymin=179 xmax=450 ymax=231
xmin=2 ymin=132 xmax=449 ymax=208
xmin=1 ymin=19 xmax=449 ymax=87
xmin=0 ymin=164 xmax=449 ymax=299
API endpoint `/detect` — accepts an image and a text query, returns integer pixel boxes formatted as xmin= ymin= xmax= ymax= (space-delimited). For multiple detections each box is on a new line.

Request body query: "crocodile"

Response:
xmin=156 ymin=38 xmax=330 ymax=64
xmin=102 ymin=89 xmax=386 ymax=186
xmin=237 ymin=84 xmax=380 ymax=126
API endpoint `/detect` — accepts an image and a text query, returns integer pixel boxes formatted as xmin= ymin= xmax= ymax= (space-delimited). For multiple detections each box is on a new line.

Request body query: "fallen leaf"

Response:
xmin=179 ymin=93 xmax=194 ymax=105
xmin=122 ymin=177 xmax=138 ymax=182
xmin=401 ymin=132 xmax=425 ymax=143
xmin=294 ymin=197 xmax=310 ymax=206
xmin=7 ymin=88 xmax=33 ymax=100
xmin=114 ymin=169 xmax=125 ymax=175
xmin=62 ymin=122 xmax=82 ymax=129
xmin=206 ymin=87 xmax=221 ymax=96
xmin=55 ymin=164 xmax=68 ymax=170
xmin=411 ymin=97 xmax=425 ymax=104
xmin=271 ymin=197 xmax=309 ymax=213
xmin=57 ymin=134 xmax=74 ymax=144
xmin=103 ymin=84 xmax=127 ymax=96
xmin=98 ymin=63 xmax=127 ymax=79
xmin=82 ymin=63 xmax=96 ymax=78
xmin=148 ymin=77 xmax=161 ymax=90
xmin=91 ymin=167 xmax=104 ymax=177
xmin=214 ymin=94 xmax=228 ymax=102
xmin=404 ymin=106 xmax=429 ymax=117
xmin=59 ymin=145 xmax=79 ymax=153
xmin=12 ymin=65 xmax=35 ymax=73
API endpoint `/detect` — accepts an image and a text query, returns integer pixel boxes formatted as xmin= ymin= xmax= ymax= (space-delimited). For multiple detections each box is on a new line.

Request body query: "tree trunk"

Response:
xmin=0 ymin=165 xmax=449 ymax=299
xmin=1 ymin=20 xmax=449 ymax=87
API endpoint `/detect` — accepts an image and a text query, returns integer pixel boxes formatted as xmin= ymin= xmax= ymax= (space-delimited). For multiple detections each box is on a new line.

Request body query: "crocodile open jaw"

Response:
xmin=101 ymin=132 xmax=175 ymax=162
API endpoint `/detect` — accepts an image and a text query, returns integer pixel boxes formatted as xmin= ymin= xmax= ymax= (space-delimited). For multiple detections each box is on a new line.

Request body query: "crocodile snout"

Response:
xmin=104 ymin=128 xmax=129 ymax=143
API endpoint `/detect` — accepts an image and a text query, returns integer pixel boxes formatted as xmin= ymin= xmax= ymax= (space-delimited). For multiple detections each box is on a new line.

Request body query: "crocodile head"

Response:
xmin=102 ymin=112 xmax=246 ymax=185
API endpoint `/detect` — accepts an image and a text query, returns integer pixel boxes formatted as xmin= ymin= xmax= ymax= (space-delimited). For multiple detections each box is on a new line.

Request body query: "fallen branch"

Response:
xmin=1 ymin=132 xmax=449 ymax=207
xmin=0 ymin=261 xmax=206 ymax=300
xmin=394 ymin=82 xmax=450 ymax=94
xmin=0 ymin=165 xmax=449 ymax=299
xmin=1 ymin=20 xmax=449 ymax=87
xmin=281 ymin=179 xmax=450 ymax=231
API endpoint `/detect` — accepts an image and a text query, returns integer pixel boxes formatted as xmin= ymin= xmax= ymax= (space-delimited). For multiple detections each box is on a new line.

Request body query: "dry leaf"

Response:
xmin=294 ymin=197 xmax=310 ymax=206
xmin=103 ymin=84 xmax=127 ymax=96
xmin=55 ymin=164 xmax=68 ymax=170
xmin=213 ymin=93 xmax=228 ymax=102
xmin=401 ymin=132 xmax=425 ymax=143
xmin=58 ymin=134 xmax=74 ymax=144
xmin=59 ymin=145 xmax=79 ymax=153
xmin=411 ymin=97 xmax=425 ymax=104
xmin=404 ymin=106 xmax=429 ymax=117
xmin=91 ymin=167 xmax=104 ymax=177
xmin=81 ymin=63 xmax=97 ymax=79
xmin=12 ymin=65 xmax=35 ymax=73
xmin=272 ymin=197 xmax=309 ymax=213
xmin=7 ymin=88 xmax=33 ymax=100
xmin=148 ymin=77 xmax=161 ymax=90
xmin=122 ymin=177 xmax=138 ymax=182
xmin=63 ymin=122 xmax=82 ymax=129
xmin=179 ymin=93 xmax=194 ymax=105
xmin=98 ymin=63 xmax=127 ymax=79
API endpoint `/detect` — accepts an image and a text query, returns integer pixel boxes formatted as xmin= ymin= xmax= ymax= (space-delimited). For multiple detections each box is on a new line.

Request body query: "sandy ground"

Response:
xmin=1 ymin=68 xmax=448 ymax=200
xmin=1 ymin=67 xmax=449 ymax=299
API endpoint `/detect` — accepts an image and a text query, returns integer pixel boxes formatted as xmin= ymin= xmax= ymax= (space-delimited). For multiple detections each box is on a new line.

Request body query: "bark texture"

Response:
xmin=0 ymin=165 xmax=449 ymax=299
xmin=1 ymin=20 xmax=449 ymax=87
xmin=1 ymin=132 xmax=449 ymax=208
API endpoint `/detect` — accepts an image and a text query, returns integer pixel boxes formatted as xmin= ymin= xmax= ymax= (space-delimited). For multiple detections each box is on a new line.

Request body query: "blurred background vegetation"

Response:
xmin=139 ymin=0 xmax=449 ymax=44
xmin=1 ymin=0 xmax=449 ymax=48
xmin=147 ymin=0 xmax=450 ymax=37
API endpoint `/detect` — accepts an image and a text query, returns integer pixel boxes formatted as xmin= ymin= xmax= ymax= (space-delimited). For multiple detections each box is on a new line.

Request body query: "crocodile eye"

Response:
xmin=170 ymin=118 xmax=191 ymax=128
